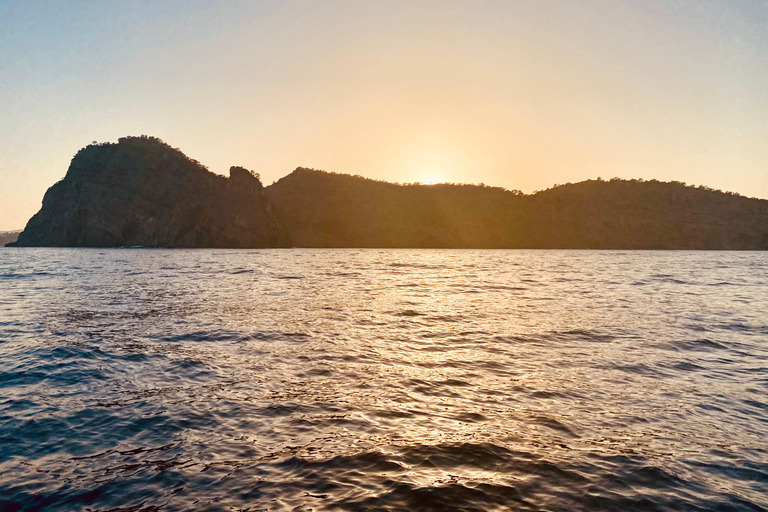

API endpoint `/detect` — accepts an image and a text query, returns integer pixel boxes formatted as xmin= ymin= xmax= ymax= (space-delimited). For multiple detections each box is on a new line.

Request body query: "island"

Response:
xmin=9 ymin=136 xmax=768 ymax=249
xmin=0 ymin=231 xmax=20 ymax=247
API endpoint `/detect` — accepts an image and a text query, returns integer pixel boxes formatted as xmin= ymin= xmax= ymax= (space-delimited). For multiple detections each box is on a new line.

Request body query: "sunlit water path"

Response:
xmin=1 ymin=249 xmax=766 ymax=511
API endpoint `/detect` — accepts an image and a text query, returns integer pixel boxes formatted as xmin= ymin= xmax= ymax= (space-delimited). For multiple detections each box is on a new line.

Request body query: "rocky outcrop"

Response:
xmin=0 ymin=231 xmax=20 ymax=247
xmin=11 ymin=137 xmax=288 ymax=248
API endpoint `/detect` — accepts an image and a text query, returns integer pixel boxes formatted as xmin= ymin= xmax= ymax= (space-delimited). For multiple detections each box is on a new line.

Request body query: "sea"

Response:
xmin=0 ymin=248 xmax=766 ymax=512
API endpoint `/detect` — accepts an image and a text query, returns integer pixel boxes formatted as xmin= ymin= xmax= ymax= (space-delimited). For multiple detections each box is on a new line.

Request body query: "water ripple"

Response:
xmin=0 ymin=248 xmax=766 ymax=511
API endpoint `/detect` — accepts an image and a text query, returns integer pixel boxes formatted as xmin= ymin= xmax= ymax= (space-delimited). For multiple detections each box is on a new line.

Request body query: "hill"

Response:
xmin=10 ymin=137 xmax=288 ymax=248
xmin=10 ymin=138 xmax=768 ymax=249
xmin=267 ymin=169 xmax=768 ymax=249
xmin=521 ymin=179 xmax=768 ymax=249
xmin=265 ymin=168 xmax=523 ymax=247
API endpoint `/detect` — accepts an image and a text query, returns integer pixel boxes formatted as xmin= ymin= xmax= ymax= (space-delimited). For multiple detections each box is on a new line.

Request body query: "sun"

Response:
xmin=419 ymin=173 xmax=443 ymax=185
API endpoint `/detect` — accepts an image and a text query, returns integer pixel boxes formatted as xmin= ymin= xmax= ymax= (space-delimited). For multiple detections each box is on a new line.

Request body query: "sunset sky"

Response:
xmin=1 ymin=0 xmax=767 ymax=230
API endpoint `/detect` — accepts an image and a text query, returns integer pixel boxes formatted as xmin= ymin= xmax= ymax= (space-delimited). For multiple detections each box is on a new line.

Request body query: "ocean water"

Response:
xmin=0 ymin=249 xmax=766 ymax=512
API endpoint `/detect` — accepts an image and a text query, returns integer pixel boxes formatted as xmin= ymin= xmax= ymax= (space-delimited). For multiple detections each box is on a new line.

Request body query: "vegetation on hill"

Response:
xmin=521 ymin=178 xmax=768 ymax=249
xmin=10 ymin=138 xmax=768 ymax=249
xmin=265 ymin=168 xmax=523 ymax=247
xmin=11 ymin=136 xmax=288 ymax=248
xmin=266 ymin=169 xmax=768 ymax=249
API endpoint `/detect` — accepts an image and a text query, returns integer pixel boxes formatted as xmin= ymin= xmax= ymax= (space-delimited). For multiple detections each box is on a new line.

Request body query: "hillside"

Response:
xmin=10 ymin=137 xmax=288 ymax=248
xmin=266 ymin=169 xmax=768 ymax=249
xmin=10 ymin=138 xmax=768 ymax=249
xmin=520 ymin=179 xmax=768 ymax=249
xmin=265 ymin=168 xmax=523 ymax=248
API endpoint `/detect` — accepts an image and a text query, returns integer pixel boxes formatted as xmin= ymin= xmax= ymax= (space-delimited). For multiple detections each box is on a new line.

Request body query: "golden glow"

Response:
xmin=419 ymin=173 xmax=443 ymax=185
xmin=2 ymin=2 xmax=767 ymax=230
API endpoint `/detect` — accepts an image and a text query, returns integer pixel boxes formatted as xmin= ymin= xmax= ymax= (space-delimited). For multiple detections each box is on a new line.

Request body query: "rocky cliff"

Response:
xmin=11 ymin=137 xmax=288 ymax=248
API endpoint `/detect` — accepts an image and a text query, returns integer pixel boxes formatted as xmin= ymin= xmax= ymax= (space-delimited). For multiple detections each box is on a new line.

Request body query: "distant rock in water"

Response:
xmin=0 ymin=231 xmax=20 ymax=247
xmin=11 ymin=137 xmax=288 ymax=248
xmin=12 ymin=137 xmax=768 ymax=249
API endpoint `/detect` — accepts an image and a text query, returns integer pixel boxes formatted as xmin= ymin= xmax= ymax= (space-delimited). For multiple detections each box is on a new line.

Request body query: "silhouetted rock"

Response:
xmin=0 ymin=231 xmax=20 ymax=247
xmin=13 ymin=138 xmax=768 ymax=249
xmin=11 ymin=137 xmax=288 ymax=248
xmin=266 ymin=169 xmax=768 ymax=249
xmin=265 ymin=168 xmax=523 ymax=247
xmin=517 ymin=178 xmax=768 ymax=249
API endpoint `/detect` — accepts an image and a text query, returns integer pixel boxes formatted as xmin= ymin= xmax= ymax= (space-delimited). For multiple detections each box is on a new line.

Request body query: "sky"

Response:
xmin=1 ymin=0 xmax=767 ymax=230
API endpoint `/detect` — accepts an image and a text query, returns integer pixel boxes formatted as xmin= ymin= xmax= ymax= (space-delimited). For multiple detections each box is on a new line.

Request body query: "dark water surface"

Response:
xmin=1 ymin=249 xmax=767 ymax=511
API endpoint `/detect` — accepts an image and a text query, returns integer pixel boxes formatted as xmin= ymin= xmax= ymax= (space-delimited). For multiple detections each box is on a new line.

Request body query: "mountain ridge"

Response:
xmin=9 ymin=137 xmax=768 ymax=249
xmin=10 ymin=136 xmax=288 ymax=248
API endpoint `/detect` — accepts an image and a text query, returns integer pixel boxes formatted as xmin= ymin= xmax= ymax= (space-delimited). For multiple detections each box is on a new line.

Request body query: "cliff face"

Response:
xmin=12 ymin=137 xmax=288 ymax=248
